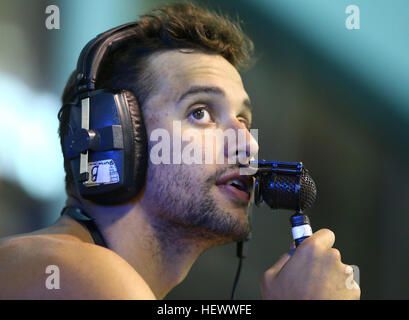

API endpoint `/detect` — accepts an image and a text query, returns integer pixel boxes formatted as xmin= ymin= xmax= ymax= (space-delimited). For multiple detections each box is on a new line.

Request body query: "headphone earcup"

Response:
xmin=121 ymin=90 xmax=148 ymax=197
xmin=69 ymin=90 xmax=148 ymax=205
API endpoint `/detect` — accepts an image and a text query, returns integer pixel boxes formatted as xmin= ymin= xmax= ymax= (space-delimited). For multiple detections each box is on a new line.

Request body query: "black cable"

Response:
xmin=57 ymin=102 xmax=78 ymax=122
xmin=230 ymin=256 xmax=243 ymax=300
xmin=230 ymin=204 xmax=252 ymax=300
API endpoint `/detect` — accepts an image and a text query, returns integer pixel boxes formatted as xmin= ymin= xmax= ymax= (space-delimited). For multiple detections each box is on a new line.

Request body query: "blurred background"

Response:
xmin=0 ymin=0 xmax=408 ymax=299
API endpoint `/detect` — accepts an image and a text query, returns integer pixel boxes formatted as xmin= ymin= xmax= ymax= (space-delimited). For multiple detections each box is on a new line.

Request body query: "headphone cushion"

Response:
xmin=122 ymin=90 xmax=147 ymax=195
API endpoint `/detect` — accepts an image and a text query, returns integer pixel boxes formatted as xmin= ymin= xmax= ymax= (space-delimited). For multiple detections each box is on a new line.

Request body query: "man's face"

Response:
xmin=140 ymin=50 xmax=259 ymax=243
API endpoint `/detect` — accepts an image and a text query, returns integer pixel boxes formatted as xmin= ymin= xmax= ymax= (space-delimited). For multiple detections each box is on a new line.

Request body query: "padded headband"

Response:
xmin=75 ymin=22 xmax=139 ymax=94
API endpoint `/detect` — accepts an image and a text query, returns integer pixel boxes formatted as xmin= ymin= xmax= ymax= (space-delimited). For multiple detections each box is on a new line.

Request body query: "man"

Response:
xmin=0 ymin=2 xmax=359 ymax=299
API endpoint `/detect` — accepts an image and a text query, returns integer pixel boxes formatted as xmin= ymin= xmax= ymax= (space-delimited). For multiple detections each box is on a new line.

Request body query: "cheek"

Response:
xmin=203 ymin=131 xmax=225 ymax=164
xmin=178 ymin=128 xmax=225 ymax=165
xmin=147 ymin=163 xmax=204 ymax=196
xmin=144 ymin=113 xmax=172 ymax=139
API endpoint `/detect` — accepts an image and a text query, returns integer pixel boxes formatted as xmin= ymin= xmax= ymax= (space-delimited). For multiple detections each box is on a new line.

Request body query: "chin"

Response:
xmin=216 ymin=207 xmax=251 ymax=242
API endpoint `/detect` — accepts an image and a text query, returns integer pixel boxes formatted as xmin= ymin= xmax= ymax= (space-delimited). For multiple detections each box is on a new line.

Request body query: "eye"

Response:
xmin=238 ymin=117 xmax=250 ymax=130
xmin=188 ymin=107 xmax=213 ymax=125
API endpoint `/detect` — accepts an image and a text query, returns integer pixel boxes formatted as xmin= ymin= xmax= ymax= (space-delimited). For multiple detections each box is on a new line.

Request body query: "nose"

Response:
xmin=224 ymin=120 xmax=259 ymax=165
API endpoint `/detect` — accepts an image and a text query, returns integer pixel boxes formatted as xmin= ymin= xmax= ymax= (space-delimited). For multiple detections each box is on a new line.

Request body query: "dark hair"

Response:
xmin=60 ymin=1 xmax=254 ymax=197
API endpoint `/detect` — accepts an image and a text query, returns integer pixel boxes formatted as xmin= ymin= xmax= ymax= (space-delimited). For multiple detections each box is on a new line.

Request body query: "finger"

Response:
xmin=288 ymin=242 xmax=296 ymax=256
xmin=308 ymin=228 xmax=335 ymax=249
xmin=268 ymin=252 xmax=291 ymax=277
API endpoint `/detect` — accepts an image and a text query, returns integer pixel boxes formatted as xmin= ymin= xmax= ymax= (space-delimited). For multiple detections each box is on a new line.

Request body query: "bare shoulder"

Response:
xmin=0 ymin=235 xmax=156 ymax=299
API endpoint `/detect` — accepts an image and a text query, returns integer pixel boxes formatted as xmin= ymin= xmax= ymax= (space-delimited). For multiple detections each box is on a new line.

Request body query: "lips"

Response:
xmin=215 ymin=169 xmax=254 ymax=203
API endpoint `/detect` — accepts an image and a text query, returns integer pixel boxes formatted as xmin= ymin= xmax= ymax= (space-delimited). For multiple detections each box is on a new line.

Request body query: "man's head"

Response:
xmin=60 ymin=2 xmax=258 ymax=243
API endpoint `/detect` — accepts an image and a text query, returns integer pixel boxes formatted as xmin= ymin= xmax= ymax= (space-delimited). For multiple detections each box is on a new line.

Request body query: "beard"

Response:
xmin=143 ymin=162 xmax=251 ymax=245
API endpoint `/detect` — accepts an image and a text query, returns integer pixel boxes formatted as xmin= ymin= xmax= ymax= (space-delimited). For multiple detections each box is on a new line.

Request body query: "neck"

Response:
xmin=66 ymin=196 xmax=215 ymax=299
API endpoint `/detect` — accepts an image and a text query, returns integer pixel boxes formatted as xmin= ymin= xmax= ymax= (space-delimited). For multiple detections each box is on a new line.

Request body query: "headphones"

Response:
xmin=60 ymin=23 xmax=148 ymax=205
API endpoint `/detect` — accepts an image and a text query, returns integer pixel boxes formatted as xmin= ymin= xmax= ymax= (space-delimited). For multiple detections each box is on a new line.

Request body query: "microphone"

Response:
xmin=251 ymin=161 xmax=317 ymax=246
xmin=231 ymin=160 xmax=317 ymax=300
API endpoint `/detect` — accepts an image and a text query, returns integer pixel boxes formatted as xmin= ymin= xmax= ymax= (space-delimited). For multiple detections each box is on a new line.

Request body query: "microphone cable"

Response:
xmin=230 ymin=241 xmax=246 ymax=300
xmin=230 ymin=188 xmax=254 ymax=300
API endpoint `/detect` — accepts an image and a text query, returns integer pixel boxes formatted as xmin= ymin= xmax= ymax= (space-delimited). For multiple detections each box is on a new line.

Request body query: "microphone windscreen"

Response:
xmin=299 ymin=168 xmax=317 ymax=211
xmin=259 ymin=168 xmax=317 ymax=212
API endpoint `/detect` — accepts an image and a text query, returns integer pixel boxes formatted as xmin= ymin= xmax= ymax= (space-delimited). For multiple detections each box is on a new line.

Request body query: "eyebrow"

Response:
xmin=177 ymin=85 xmax=252 ymax=113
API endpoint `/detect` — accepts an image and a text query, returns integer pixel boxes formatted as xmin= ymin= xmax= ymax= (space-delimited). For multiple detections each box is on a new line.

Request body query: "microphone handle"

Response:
xmin=290 ymin=213 xmax=313 ymax=247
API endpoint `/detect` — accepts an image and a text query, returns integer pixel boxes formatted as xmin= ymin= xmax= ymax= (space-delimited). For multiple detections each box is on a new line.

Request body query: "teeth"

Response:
xmin=227 ymin=179 xmax=245 ymax=189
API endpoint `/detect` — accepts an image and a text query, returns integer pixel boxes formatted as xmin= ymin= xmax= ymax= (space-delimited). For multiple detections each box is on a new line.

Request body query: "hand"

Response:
xmin=260 ymin=229 xmax=361 ymax=300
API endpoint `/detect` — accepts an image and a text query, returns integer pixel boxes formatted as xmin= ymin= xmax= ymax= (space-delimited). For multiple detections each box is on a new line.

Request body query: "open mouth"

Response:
xmin=226 ymin=179 xmax=250 ymax=195
xmin=216 ymin=171 xmax=253 ymax=202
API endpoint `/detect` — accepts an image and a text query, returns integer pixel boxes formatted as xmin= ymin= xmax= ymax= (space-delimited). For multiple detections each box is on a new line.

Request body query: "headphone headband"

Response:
xmin=75 ymin=22 xmax=139 ymax=94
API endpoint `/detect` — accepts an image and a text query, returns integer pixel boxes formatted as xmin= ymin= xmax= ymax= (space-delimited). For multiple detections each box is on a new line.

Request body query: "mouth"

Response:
xmin=215 ymin=170 xmax=254 ymax=203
